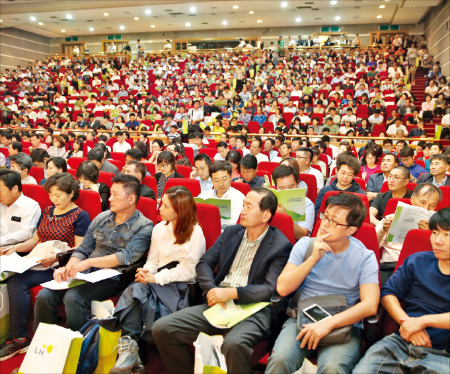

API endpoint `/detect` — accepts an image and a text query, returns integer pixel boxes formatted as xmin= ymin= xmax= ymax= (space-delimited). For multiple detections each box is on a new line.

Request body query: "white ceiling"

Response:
xmin=0 ymin=0 xmax=441 ymax=38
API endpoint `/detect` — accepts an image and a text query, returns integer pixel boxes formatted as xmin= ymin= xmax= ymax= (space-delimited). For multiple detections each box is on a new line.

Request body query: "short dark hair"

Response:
xmin=382 ymin=153 xmax=400 ymax=164
xmin=252 ymin=187 xmax=278 ymax=223
xmin=252 ymin=138 xmax=263 ymax=149
xmin=43 ymin=173 xmax=80 ymax=201
xmin=321 ymin=135 xmax=331 ymax=143
xmin=47 ymin=157 xmax=67 ymax=172
xmin=298 ymin=147 xmax=313 ymax=162
xmin=125 ymin=148 xmax=142 ymax=161
xmin=272 ymin=165 xmax=299 ymax=184
xmin=430 ymin=143 xmax=443 ymax=151
xmin=392 ymin=165 xmax=410 ymax=179
xmin=225 ymin=150 xmax=242 ymax=168
xmin=209 ymin=160 xmax=232 ymax=177
xmin=236 ymin=134 xmax=247 ymax=144
xmin=157 ymin=151 xmax=176 ymax=172
xmin=111 ymin=174 xmax=141 ymax=205
xmin=413 ymin=182 xmax=442 ymax=202
xmin=10 ymin=141 xmax=23 ymax=152
xmin=194 ymin=153 xmax=212 ymax=166
xmin=87 ymin=147 xmax=105 ymax=162
xmin=30 ymin=148 xmax=50 ymax=163
xmin=10 ymin=152 xmax=33 ymax=173
xmin=127 ymin=161 xmax=147 ymax=181
xmin=77 ymin=160 xmax=99 ymax=183
xmin=429 ymin=207 xmax=450 ymax=231
xmin=383 ymin=139 xmax=393 ymax=146
xmin=430 ymin=154 xmax=449 ymax=164
xmin=265 ymin=138 xmax=275 ymax=146
xmin=325 ymin=193 xmax=366 ymax=228
xmin=216 ymin=141 xmax=228 ymax=149
xmin=152 ymin=139 xmax=164 ymax=149
xmin=399 ymin=146 xmax=414 ymax=158
xmin=0 ymin=168 xmax=22 ymax=192
xmin=115 ymin=131 xmax=124 ymax=137
xmin=336 ymin=153 xmax=361 ymax=175
xmin=240 ymin=154 xmax=258 ymax=170
xmin=134 ymin=141 xmax=149 ymax=159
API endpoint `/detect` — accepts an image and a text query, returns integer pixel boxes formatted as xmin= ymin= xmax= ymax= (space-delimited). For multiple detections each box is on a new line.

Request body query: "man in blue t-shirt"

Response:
xmin=354 ymin=207 xmax=450 ymax=373
xmin=266 ymin=194 xmax=379 ymax=374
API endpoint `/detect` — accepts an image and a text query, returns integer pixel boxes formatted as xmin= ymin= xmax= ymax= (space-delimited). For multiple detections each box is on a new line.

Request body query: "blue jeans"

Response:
xmin=33 ymin=278 xmax=123 ymax=332
xmin=354 ymin=333 xmax=450 ymax=374
xmin=265 ymin=318 xmax=361 ymax=374
xmin=7 ymin=269 xmax=54 ymax=338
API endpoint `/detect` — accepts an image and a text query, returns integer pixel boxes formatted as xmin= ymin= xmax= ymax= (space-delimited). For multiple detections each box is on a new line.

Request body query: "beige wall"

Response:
xmin=0 ymin=28 xmax=52 ymax=71
xmin=423 ymin=0 xmax=449 ymax=77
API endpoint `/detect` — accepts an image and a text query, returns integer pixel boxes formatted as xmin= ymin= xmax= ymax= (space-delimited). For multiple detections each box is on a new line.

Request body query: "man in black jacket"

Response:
xmin=122 ymin=161 xmax=155 ymax=199
xmin=152 ymin=188 xmax=293 ymax=374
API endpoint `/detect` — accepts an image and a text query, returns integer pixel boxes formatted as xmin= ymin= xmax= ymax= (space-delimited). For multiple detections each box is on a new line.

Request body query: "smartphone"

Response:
xmin=302 ymin=303 xmax=332 ymax=323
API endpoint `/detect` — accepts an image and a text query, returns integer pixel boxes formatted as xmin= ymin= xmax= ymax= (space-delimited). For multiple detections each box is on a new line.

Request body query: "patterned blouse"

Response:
xmin=37 ymin=206 xmax=91 ymax=247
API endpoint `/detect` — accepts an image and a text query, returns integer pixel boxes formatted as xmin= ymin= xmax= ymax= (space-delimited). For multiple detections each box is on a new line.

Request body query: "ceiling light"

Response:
xmin=104 ymin=12 xmax=109 ymax=16
xmin=281 ymin=2 xmax=288 ymax=8
xmin=330 ymin=0 xmax=338 ymax=4
xmin=134 ymin=17 xmax=140 ymax=20
xmin=222 ymin=20 xmax=228 ymax=25
xmin=66 ymin=14 xmax=72 ymax=19
xmin=249 ymin=11 xmax=254 ymax=14
xmin=295 ymin=17 xmax=301 ymax=23
xmin=61 ymin=29 xmax=66 ymax=32
xmin=0 ymin=19 xmax=3 ymax=23
xmin=186 ymin=22 xmax=191 ymax=26
xmin=379 ymin=4 xmax=385 ymax=8
xmin=377 ymin=15 xmax=382 ymax=18
xmin=30 ymin=16 xmax=36 ymax=21
xmin=119 ymin=25 xmax=125 ymax=30
xmin=89 ymin=27 xmax=94 ymax=31
xmin=189 ymin=6 xmax=196 ymax=13
xmin=233 ymin=5 xmax=239 ymax=9
xmin=150 ymin=24 xmax=155 ymax=28
xmin=257 ymin=19 xmax=262 ymax=23
xmin=38 ymin=22 xmax=43 ymax=25
xmin=334 ymin=16 xmax=341 ymax=20
xmin=145 ymin=9 xmax=151 ymax=15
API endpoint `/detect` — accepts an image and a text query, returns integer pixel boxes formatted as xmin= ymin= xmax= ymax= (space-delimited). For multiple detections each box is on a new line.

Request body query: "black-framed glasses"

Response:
xmin=320 ymin=213 xmax=350 ymax=228
xmin=387 ymin=174 xmax=408 ymax=182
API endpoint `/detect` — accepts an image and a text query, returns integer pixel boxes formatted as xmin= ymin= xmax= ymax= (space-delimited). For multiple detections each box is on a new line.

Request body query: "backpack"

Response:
xmin=76 ymin=320 xmax=101 ymax=374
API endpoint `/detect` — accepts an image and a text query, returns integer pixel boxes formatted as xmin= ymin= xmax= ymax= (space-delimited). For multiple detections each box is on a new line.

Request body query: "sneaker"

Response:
xmin=110 ymin=336 xmax=142 ymax=374
xmin=0 ymin=338 xmax=30 ymax=361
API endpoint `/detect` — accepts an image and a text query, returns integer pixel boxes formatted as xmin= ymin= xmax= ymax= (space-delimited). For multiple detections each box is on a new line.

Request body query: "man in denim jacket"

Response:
xmin=34 ymin=174 xmax=153 ymax=332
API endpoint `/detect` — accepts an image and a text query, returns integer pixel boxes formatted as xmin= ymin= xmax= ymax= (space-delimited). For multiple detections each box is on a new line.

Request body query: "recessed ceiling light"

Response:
xmin=66 ymin=14 xmax=72 ymax=19
xmin=233 ymin=5 xmax=239 ymax=9
xmin=134 ymin=17 xmax=140 ymax=20
xmin=330 ymin=0 xmax=338 ymax=4
xmin=222 ymin=20 xmax=228 ymax=25
xmin=281 ymin=2 xmax=288 ymax=8
xmin=249 ymin=11 xmax=254 ymax=14
xmin=189 ymin=6 xmax=196 ymax=13
xmin=150 ymin=24 xmax=155 ymax=28
xmin=119 ymin=25 xmax=125 ymax=30
xmin=186 ymin=22 xmax=191 ymax=26
xmin=295 ymin=17 xmax=301 ymax=23
xmin=379 ymin=4 xmax=385 ymax=8
xmin=257 ymin=19 xmax=262 ymax=23
xmin=145 ymin=9 xmax=151 ymax=15
xmin=89 ymin=27 xmax=94 ymax=31
xmin=38 ymin=22 xmax=43 ymax=25
xmin=377 ymin=15 xmax=382 ymax=18
xmin=61 ymin=29 xmax=66 ymax=32
xmin=334 ymin=16 xmax=341 ymax=20
xmin=104 ymin=12 xmax=109 ymax=16
xmin=30 ymin=16 xmax=36 ymax=21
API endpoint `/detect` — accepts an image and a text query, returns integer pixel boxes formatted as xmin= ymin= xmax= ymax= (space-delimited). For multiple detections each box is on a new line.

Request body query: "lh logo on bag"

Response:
xmin=35 ymin=344 xmax=53 ymax=356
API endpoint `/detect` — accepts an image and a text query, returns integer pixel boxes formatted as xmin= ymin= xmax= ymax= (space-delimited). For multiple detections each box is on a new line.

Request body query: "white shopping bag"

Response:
xmin=19 ymin=323 xmax=83 ymax=374
xmin=294 ymin=358 xmax=318 ymax=374
xmin=194 ymin=332 xmax=227 ymax=374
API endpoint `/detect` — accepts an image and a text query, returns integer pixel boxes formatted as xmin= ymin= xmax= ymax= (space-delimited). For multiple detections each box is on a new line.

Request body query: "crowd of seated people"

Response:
xmin=0 ymin=39 xmax=449 ymax=373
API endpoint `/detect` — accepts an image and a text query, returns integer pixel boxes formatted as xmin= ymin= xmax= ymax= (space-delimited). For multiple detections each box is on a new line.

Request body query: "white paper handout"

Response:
xmin=387 ymin=202 xmax=436 ymax=243
xmin=0 ymin=252 xmax=41 ymax=274
xmin=41 ymin=269 xmax=121 ymax=290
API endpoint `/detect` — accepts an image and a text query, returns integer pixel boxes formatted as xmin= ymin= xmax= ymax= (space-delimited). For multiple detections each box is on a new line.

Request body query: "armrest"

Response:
xmin=57 ymin=250 xmax=74 ymax=267
xmin=365 ymin=304 xmax=385 ymax=324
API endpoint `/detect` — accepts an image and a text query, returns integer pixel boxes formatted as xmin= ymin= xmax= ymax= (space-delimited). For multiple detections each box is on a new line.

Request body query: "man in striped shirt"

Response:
xmin=153 ymin=187 xmax=293 ymax=374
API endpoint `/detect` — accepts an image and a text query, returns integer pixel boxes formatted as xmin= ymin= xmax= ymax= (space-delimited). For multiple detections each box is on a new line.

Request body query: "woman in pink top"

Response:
xmin=361 ymin=149 xmax=381 ymax=183
xmin=421 ymin=94 xmax=434 ymax=120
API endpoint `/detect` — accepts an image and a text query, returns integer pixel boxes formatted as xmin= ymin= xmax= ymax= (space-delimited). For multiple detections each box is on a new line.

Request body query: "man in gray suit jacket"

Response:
xmin=417 ymin=154 xmax=450 ymax=186
xmin=152 ymin=187 xmax=293 ymax=374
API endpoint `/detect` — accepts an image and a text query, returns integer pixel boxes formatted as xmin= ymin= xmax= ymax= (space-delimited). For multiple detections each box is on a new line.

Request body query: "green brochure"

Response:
xmin=269 ymin=188 xmax=306 ymax=221
xmin=194 ymin=197 xmax=231 ymax=220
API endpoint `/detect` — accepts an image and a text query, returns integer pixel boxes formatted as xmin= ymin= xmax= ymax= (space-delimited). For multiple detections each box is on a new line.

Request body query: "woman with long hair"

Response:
xmin=225 ymin=150 xmax=242 ymax=180
xmin=155 ymin=151 xmax=183 ymax=202
xmin=111 ymin=186 xmax=206 ymax=373
xmin=76 ymin=160 xmax=110 ymax=211
xmin=64 ymin=138 xmax=84 ymax=159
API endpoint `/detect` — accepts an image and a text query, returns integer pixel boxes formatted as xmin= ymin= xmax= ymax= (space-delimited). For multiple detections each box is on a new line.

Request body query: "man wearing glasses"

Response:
xmin=296 ymin=148 xmax=324 ymax=191
xmin=369 ymin=166 xmax=413 ymax=226
xmin=399 ymin=146 xmax=426 ymax=181
xmin=375 ymin=183 xmax=442 ymax=285
xmin=266 ymin=193 xmax=379 ymax=374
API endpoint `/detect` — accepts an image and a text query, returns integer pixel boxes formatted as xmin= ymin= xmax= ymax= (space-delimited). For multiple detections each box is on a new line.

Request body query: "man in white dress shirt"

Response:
xmin=113 ymin=131 xmax=132 ymax=153
xmin=296 ymin=148 xmax=324 ymax=191
xmin=249 ymin=138 xmax=269 ymax=164
xmin=0 ymin=169 xmax=41 ymax=247
xmin=190 ymin=154 xmax=214 ymax=192
xmin=196 ymin=161 xmax=245 ymax=230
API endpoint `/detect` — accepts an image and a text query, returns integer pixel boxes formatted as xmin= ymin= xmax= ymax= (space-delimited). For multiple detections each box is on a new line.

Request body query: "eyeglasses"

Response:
xmin=158 ymin=163 xmax=171 ymax=169
xmin=320 ymin=213 xmax=350 ymax=228
xmin=296 ymin=156 xmax=308 ymax=160
xmin=387 ymin=174 xmax=408 ymax=182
